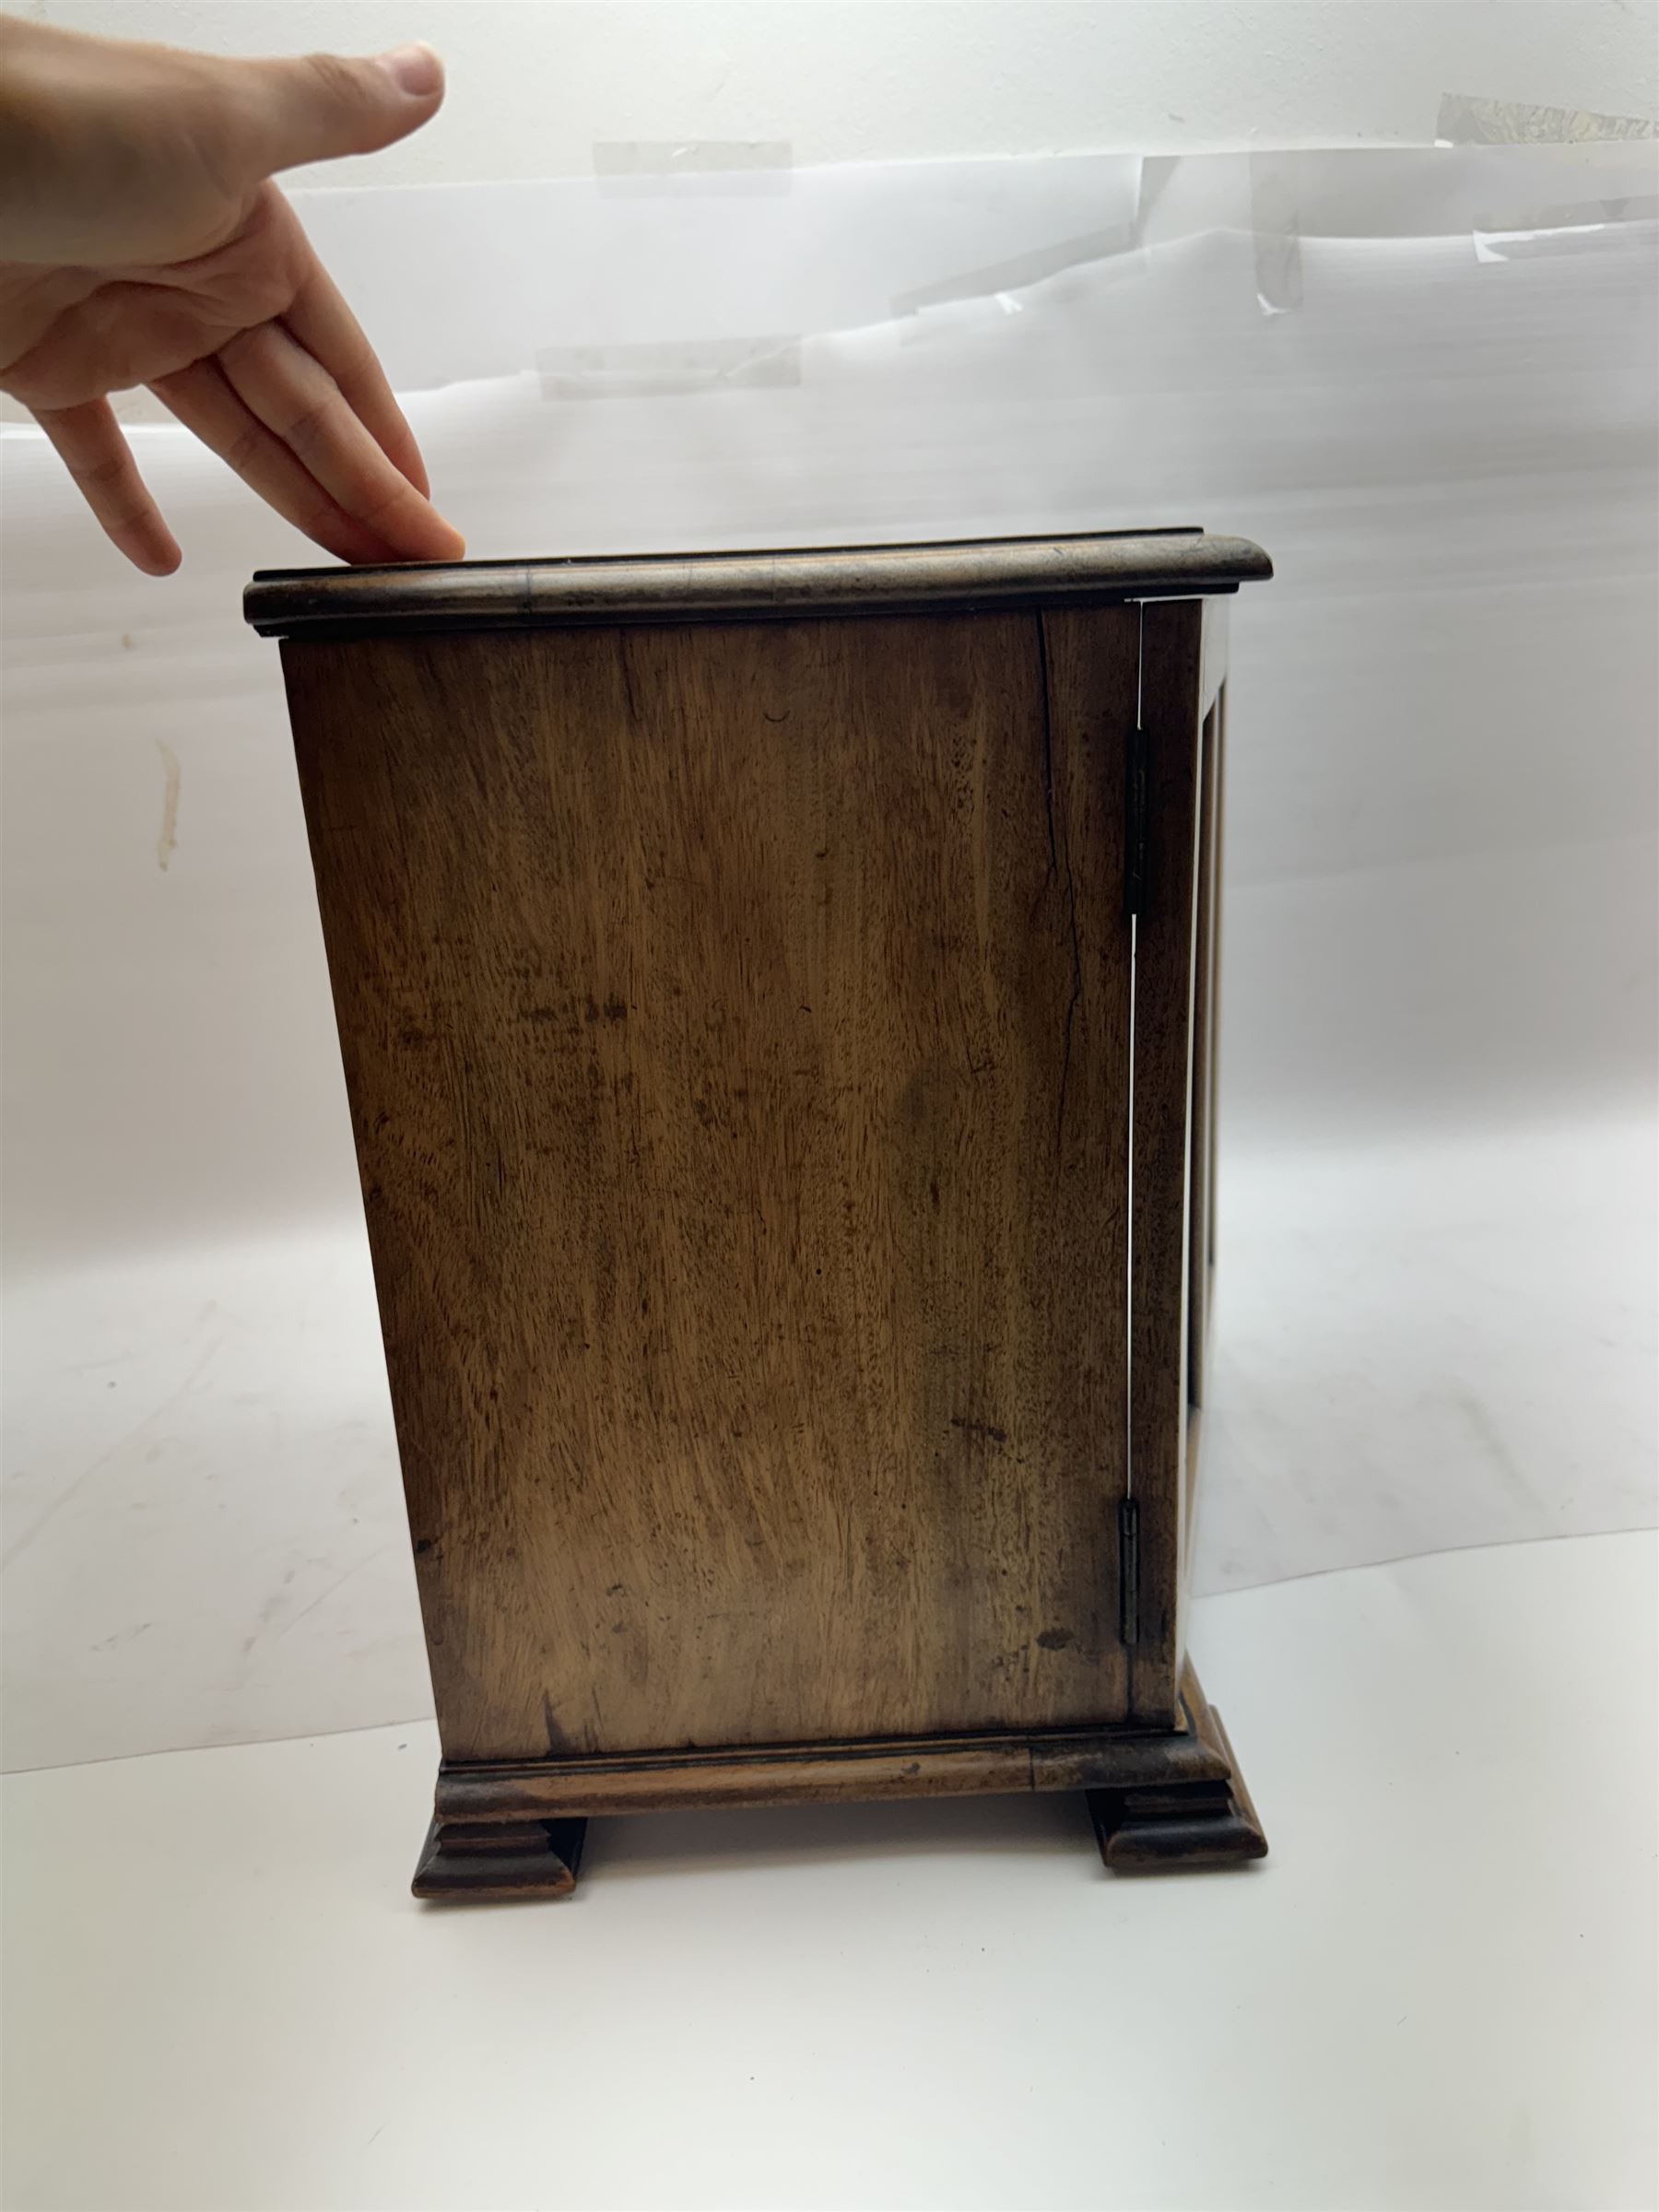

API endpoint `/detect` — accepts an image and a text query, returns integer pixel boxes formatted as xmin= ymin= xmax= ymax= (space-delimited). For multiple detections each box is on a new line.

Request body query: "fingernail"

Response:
xmin=375 ymin=41 xmax=442 ymax=97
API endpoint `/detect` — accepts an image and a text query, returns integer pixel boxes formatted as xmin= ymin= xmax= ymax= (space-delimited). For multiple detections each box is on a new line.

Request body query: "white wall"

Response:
xmin=18 ymin=0 xmax=1658 ymax=182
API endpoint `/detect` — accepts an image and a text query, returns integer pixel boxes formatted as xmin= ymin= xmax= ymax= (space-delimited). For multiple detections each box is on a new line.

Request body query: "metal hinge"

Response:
xmin=1124 ymin=723 xmax=1149 ymax=917
xmin=1118 ymin=1497 xmax=1141 ymax=1646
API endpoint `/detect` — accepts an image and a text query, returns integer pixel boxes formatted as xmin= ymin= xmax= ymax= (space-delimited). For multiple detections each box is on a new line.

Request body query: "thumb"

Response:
xmin=235 ymin=42 xmax=445 ymax=175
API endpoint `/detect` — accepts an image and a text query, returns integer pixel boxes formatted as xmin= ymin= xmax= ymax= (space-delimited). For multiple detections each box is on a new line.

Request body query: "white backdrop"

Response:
xmin=3 ymin=146 xmax=1655 ymax=1769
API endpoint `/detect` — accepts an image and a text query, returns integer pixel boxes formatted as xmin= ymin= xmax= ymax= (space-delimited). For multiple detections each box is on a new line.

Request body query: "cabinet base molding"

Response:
xmin=412 ymin=1817 xmax=587 ymax=1901
xmin=414 ymin=1662 xmax=1265 ymax=1900
xmin=1086 ymin=1677 xmax=1267 ymax=1872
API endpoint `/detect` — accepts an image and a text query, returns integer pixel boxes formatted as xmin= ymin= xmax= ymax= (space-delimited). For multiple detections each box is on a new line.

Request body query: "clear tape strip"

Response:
xmin=889 ymin=222 xmax=1140 ymax=320
xmin=1473 ymin=195 xmax=1659 ymax=262
xmin=537 ymin=336 xmax=801 ymax=400
xmin=1436 ymin=94 xmax=1657 ymax=147
xmin=1251 ymin=157 xmax=1303 ymax=318
xmin=593 ymin=140 xmax=793 ymax=197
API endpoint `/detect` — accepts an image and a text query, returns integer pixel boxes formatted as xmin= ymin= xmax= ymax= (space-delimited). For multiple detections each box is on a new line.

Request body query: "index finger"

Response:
xmin=32 ymin=400 xmax=182 ymax=576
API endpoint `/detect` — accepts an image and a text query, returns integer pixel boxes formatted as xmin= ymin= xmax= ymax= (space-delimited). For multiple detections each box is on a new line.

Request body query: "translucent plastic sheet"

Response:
xmin=4 ymin=148 xmax=1654 ymax=1766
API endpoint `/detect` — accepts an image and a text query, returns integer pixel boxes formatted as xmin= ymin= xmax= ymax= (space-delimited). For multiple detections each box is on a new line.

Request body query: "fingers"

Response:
xmin=231 ymin=43 xmax=444 ymax=177
xmin=215 ymin=321 xmax=464 ymax=559
xmin=31 ymin=400 xmax=182 ymax=575
xmin=148 ymin=357 xmax=405 ymax=566
xmin=280 ymin=253 xmax=429 ymax=496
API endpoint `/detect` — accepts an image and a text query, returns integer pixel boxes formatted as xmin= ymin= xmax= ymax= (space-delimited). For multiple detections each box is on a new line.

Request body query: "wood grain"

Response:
xmin=1186 ymin=670 xmax=1228 ymax=1559
xmin=1188 ymin=696 xmax=1220 ymax=1413
xmin=412 ymin=1816 xmax=586 ymax=1901
xmin=282 ymin=607 xmax=1140 ymax=1763
xmin=1198 ymin=594 xmax=1230 ymax=719
xmin=1209 ymin=678 xmax=1228 ymax=1280
xmin=247 ymin=531 xmax=1274 ymax=640
xmin=1125 ymin=599 xmax=1206 ymax=1724
xmin=260 ymin=531 xmax=1276 ymax=1894
xmin=432 ymin=1691 xmax=1234 ymax=1820
xmin=1087 ymin=1671 xmax=1267 ymax=1871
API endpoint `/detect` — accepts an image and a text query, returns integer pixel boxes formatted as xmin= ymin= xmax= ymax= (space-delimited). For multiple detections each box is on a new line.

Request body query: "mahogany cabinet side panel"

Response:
xmin=279 ymin=610 xmax=1137 ymax=1761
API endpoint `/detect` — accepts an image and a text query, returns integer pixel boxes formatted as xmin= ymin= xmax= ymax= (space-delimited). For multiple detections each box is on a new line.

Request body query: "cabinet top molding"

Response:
xmin=244 ymin=529 xmax=1272 ymax=640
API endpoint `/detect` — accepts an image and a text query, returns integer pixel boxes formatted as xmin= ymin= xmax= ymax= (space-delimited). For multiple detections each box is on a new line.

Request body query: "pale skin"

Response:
xmin=0 ymin=15 xmax=465 ymax=572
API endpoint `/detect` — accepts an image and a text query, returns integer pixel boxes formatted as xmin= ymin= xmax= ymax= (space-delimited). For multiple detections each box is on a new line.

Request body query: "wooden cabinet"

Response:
xmin=246 ymin=530 xmax=1272 ymax=1899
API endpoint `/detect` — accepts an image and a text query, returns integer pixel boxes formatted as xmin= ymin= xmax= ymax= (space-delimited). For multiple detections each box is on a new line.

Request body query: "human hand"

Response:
xmin=0 ymin=16 xmax=465 ymax=573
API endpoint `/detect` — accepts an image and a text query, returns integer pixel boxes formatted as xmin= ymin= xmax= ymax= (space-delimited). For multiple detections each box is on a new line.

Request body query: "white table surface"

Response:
xmin=5 ymin=1530 xmax=1655 ymax=2212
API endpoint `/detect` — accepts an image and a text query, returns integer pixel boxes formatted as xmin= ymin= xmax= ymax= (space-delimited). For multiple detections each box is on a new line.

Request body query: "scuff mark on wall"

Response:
xmin=155 ymin=740 xmax=180 ymax=871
